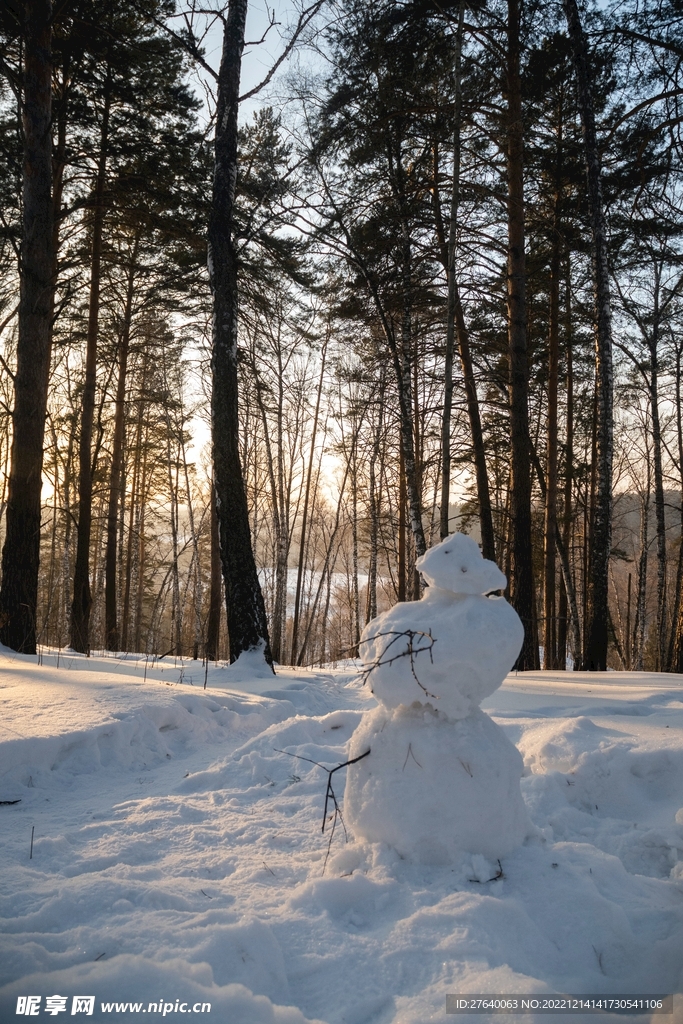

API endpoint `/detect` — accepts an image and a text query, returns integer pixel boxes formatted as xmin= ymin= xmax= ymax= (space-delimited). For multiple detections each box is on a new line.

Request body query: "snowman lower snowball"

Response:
xmin=344 ymin=533 xmax=532 ymax=864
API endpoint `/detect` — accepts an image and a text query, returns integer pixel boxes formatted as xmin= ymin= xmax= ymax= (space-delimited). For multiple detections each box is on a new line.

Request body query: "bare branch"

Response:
xmin=152 ymin=14 xmax=219 ymax=82
xmin=358 ymin=629 xmax=438 ymax=700
xmin=239 ymin=0 xmax=327 ymax=102
xmin=245 ymin=6 xmax=278 ymax=46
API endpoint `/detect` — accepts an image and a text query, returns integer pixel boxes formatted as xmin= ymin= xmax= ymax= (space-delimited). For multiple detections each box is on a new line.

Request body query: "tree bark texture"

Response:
xmin=431 ymin=7 xmax=496 ymax=560
xmin=543 ymin=215 xmax=560 ymax=669
xmin=398 ymin=226 xmax=426 ymax=561
xmin=209 ymin=0 xmax=273 ymax=666
xmin=71 ymin=82 xmax=111 ymax=654
xmin=564 ymin=0 xmax=614 ymax=671
xmin=633 ymin=491 xmax=649 ymax=671
xmin=291 ymin=336 xmax=327 ymax=660
xmin=398 ymin=443 xmax=406 ymax=601
xmin=440 ymin=0 xmax=464 ymax=544
xmin=105 ymin=232 xmax=139 ymax=650
xmin=506 ymin=0 xmax=538 ymax=669
xmin=646 ymin=296 xmax=667 ymax=669
xmin=557 ymin=267 xmax=578 ymax=667
xmin=382 ymin=131 xmax=426 ymax=564
xmin=205 ymin=489 xmax=221 ymax=661
xmin=121 ymin=352 xmax=147 ymax=651
xmin=366 ymin=370 xmax=384 ymax=624
xmin=0 ymin=0 xmax=54 ymax=654
xmin=668 ymin=345 xmax=683 ymax=670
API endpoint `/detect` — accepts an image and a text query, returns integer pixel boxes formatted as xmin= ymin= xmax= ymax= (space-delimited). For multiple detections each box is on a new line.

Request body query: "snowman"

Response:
xmin=344 ymin=533 xmax=531 ymax=864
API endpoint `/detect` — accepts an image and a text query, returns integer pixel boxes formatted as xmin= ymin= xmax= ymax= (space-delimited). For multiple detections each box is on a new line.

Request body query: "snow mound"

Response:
xmin=516 ymin=715 xmax=683 ymax=879
xmin=0 ymin=692 xmax=286 ymax=796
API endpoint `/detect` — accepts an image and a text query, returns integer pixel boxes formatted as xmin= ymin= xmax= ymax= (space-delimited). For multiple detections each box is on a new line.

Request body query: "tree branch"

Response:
xmin=239 ymin=0 xmax=327 ymax=102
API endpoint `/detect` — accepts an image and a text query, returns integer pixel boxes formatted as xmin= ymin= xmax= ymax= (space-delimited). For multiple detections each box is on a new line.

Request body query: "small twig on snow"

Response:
xmin=469 ymin=859 xmax=504 ymax=883
xmin=274 ymin=747 xmax=371 ymax=833
xmin=274 ymin=747 xmax=371 ymax=874
xmin=592 ymin=945 xmax=606 ymax=975
xmin=402 ymin=743 xmax=422 ymax=770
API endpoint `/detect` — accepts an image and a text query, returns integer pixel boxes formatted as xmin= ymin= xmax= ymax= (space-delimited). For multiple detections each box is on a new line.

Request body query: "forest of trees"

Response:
xmin=1 ymin=0 xmax=683 ymax=673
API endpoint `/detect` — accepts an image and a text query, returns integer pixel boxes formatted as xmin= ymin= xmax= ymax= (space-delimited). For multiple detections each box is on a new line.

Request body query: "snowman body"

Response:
xmin=344 ymin=534 xmax=531 ymax=863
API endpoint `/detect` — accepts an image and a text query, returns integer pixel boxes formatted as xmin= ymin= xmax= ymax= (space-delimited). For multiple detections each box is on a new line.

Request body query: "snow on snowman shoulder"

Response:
xmin=344 ymin=533 xmax=532 ymax=864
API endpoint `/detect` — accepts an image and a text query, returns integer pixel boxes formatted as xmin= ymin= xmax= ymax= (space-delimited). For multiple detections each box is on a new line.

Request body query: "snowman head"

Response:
xmin=416 ymin=533 xmax=507 ymax=595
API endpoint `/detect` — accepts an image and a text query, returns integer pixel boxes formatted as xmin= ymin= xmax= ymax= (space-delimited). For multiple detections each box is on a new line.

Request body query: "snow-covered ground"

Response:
xmin=0 ymin=647 xmax=682 ymax=1023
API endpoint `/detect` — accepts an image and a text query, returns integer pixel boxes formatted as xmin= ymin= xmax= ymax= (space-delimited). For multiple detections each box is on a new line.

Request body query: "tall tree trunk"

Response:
xmin=296 ymin=414 xmax=361 ymax=665
xmin=382 ymin=132 xmax=426 ymax=563
xmin=506 ymin=0 xmax=538 ymax=669
xmin=398 ymin=226 xmax=425 ymax=561
xmin=104 ymin=231 xmax=139 ymax=650
xmin=544 ymin=190 xmax=561 ymax=670
xmin=398 ymin=442 xmax=406 ymax=601
xmin=43 ymin=420 xmax=61 ymax=644
xmin=165 ymin=405 xmax=182 ymax=657
xmin=564 ymin=0 xmax=614 ymax=671
xmin=625 ymin=571 xmax=632 ymax=670
xmin=432 ymin=144 xmax=495 ymax=557
xmin=557 ymin=266 xmax=577 ymax=667
xmin=133 ymin=429 xmax=149 ymax=655
xmin=411 ymin=336 xmax=423 ymax=596
xmin=633 ymin=490 xmax=650 ymax=671
xmin=249 ymin=356 xmax=283 ymax=659
xmin=40 ymin=72 xmax=67 ymax=649
xmin=351 ymin=432 xmax=360 ymax=653
xmin=291 ymin=336 xmax=327 ymax=662
xmin=0 ymin=0 xmax=54 ymax=654
xmin=70 ymin=80 xmax=111 ymax=654
xmin=180 ymin=425 xmax=203 ymax=660
xmin=647 ymin=303 xmax=667 ymax=669
xmin=205 ymin=487 xmax=221 ymax=661
xmin=366 ymin=371 xmax=384 ymax=624
xmin=60 ymin=408 xmax=76 ymax=647
xmin=273 ymin=344 xmax=288 ymax=662
xmin=439 ymin=2 xmax=464 ymax=543
xmin=435 ymin=0 xmax=494 ymax=558
xmin=668 ymin=344 xmax=683 ymax=670
xmin=121 ymin=351 xmax=147 ymax=651
xmin=209 ymin=0 xmax=273 ymax=667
